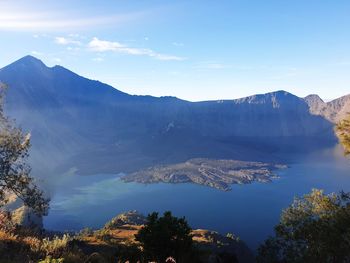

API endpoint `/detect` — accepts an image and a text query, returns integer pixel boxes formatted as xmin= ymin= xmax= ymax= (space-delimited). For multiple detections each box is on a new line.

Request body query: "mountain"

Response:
xmin=0 ymin=56 xmax=344 ymax=185
xmin=305 ymin=94 xmax=350 ymax=123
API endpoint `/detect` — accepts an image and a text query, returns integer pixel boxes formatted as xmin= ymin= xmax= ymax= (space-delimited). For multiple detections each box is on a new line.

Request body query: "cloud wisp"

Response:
xmin=55 ymin=37 xmax=82 ymax=46
xmin=0 ymin=7 xmax=146 ymax=32
xmin=172 ymin=42 xmax=184 ymax=47
xmin=88 ymin=37 xmax=186 ymax=61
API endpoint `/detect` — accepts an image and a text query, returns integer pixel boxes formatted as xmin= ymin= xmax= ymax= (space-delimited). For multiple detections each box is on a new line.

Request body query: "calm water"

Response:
xmin=44 ymin=146 xmax=350 ymax=250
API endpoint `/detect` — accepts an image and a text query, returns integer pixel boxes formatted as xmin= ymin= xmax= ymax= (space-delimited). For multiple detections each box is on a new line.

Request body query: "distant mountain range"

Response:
xmin=0 ymin=56 xmax=348 ymax=183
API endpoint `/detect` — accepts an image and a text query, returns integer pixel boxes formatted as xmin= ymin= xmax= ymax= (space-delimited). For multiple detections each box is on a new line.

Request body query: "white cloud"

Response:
xmin=31 ymin=51 xmax=43 ymax=56
xmin=172 ymin=42 xmax=184 ymax=47
xmin=55 ymin=37 xmax=81 ymax=46
xmin=88 ymin=37 xmax=186 ymax=61
xmin=92 ymin=57 xmax=104 ymax=62
xmin=0 ymin=5 xmax=147 ymax=32
xmin=68 ymin=33 xmax=83 ymax=38
xmin=32 ymin=33 xmax=49 ymax=39
xmin=66 ymin=46 xmax=80 ymax=51
xmin=52 ymin=57 xmax=62 ymax=63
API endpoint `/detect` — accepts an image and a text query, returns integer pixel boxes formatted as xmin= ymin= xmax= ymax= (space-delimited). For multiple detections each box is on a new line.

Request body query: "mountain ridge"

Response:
xmin=0 ymin=55 xmax=346 ymax=185
xmin=3 ymin=55 xmax=348 ymax=105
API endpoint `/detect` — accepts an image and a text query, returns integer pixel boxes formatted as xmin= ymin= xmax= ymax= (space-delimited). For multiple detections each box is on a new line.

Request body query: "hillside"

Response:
xmin=0 ymin=210 xmax=255 ymax=263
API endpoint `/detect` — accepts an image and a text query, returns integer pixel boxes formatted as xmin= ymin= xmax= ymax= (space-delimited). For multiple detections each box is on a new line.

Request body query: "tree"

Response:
xmin=336 ymin=114 xmax=350 ymax=155
xmin=257 ymin=189 xmax=350 ymax=263
xmin=135 ymin=211 xmax=195 ymax=263
xmin=0 ymin=84 xmax=49 ymax=216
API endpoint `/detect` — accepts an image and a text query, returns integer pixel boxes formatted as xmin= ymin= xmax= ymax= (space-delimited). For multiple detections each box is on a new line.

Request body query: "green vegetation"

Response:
xmin=135 ymin=211 xmax=195 ymax=263
xmin=257 ymin=189 xmax=350 ymax=262
xmin=336 ymin=114 xmax=350 ymax=155
xmin=0 ymin=84 xmax=49 ymax=215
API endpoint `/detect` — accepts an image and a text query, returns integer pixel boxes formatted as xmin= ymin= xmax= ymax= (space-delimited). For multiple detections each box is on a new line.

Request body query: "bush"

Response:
xmin=257 ymin=189 xmax=350 ymax=262
xmin=0 ymin=211 xmax=16 ymax=233
xmin=39 ymin=257 xmax=64 ymax=263
xmin=336 ymin=115 xmax=350 ymax=155
xmin=40 ymin=234 xmax=71 ymax=257
xmin=135 ymin=211 xmax=196 ymax=263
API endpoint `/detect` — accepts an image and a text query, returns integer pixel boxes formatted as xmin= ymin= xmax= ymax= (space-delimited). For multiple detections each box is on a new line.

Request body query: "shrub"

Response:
xmin=257 ymin=189 xmax=350 ymax=262
xmin=40 ymin=234 xmax=71 ymax=257
xmin=39 ymin=256 xmax=64 ymax=263
xmin=135 ymin=211 xmax=195 ymax=263
xmin=336 ymin=115 xmax=350 ymax=155
xmin=0 ymin=210 xmax=16 ymax=233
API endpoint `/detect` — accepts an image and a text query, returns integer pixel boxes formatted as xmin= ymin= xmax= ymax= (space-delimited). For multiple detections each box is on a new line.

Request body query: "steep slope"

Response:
xmin=0 ymin=56 xmax=337 ymax=183
xmin=190 ymin=90 xmax=332 ymax=137
xmin=305 ymin=94 xmax=350 ymax=123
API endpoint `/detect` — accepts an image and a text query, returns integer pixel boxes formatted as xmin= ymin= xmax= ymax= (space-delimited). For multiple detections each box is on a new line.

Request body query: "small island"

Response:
xmin=122 ymin=158 xmax=286 ymax=191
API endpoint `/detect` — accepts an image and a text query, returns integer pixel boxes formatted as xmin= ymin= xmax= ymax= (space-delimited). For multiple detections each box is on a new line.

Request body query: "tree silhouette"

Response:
xmin=135 ymin=211 xmax=195 ymax=263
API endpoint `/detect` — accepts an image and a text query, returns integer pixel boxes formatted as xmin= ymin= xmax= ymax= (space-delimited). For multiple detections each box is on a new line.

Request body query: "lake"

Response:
xmin=44 ymin=145 xmax=350 ymax=251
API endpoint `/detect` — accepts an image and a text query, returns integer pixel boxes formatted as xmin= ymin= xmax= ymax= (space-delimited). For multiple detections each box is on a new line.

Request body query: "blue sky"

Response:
xmin=0 ymin=0 xmax=350 ymax=101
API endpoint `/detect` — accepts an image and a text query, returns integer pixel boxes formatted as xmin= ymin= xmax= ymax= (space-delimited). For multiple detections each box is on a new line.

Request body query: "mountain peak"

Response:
xmin=304 ymin=94 xmax=324 ymax=103
xmin=266 ymin=90 xmax=299 ymax=98
xmin=246 ymin=90 xmax=298 ymax=99
xmin=14 ymin=55 xmax=46 ymax=67
xmin=1 ymin=55 xmax=47 ymax=73
xmin=234 ymin=90 xmax=301 ymax=107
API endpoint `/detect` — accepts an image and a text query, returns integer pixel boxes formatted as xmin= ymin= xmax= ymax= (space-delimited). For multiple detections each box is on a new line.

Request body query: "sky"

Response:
xmin=0 ymin=0 xmax=350 ymax=102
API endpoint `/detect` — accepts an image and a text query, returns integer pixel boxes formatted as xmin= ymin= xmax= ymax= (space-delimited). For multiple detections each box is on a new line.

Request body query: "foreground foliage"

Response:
xmin=0 ymin=210 xmax=249 ymax=263
xmin=257 ymin=189 xmax=350 ymax=262
xmin=135 ymin=211 xmax=196 ymax=262
xmin=0 ymin=84 xmax=49 ymax=215
xmin=336 ymin=114 xmax=350 ymax=155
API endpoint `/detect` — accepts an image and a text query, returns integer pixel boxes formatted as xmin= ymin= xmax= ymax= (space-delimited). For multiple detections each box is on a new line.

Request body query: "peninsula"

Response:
xmin=122 ymin=158 xmax=286 ymax=191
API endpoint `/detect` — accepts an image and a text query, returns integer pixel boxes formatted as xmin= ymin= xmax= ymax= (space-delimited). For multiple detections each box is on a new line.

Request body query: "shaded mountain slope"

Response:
xmin=0 ymin=56 xmax=342 ymax=182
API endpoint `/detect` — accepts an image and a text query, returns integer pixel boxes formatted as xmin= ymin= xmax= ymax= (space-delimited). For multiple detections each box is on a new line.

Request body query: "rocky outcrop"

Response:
xmin=11 ymin=206 xmax=43 ymax=229
xmin=3 ymin=193 xmax=43 ymax=229
xmin=305 ymin=94 xmax=350 ymax=123
xmin=104 ymin=210 xmax=147 ymax=229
